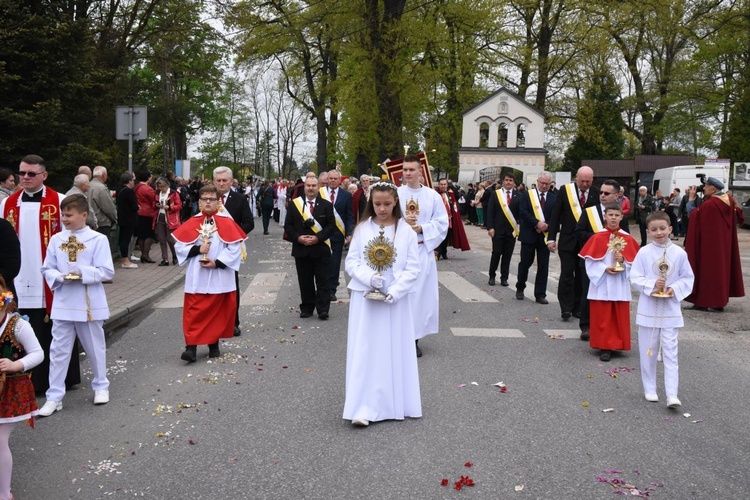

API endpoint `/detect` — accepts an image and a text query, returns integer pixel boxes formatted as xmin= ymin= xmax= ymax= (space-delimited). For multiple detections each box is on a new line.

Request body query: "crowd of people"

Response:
xmin=0 ymin=154 xmax=746 ymax=498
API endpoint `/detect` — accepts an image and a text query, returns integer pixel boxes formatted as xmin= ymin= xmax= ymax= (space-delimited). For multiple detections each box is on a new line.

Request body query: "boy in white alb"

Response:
xmin=39 ymin=194 xmax=115 ymax=416
xmin=630 ymin=211 xmax=694 ymax=408
xmin=396 ymin=155 xmax=449 ymax=357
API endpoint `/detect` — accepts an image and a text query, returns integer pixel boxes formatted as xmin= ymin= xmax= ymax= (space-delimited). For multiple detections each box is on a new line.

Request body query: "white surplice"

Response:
xmin=583 ymin=251 xmax=632 ymax=302
xmin=343 ymin=218 xmax=421 ymax=422
xmin=42 ymin=227 xmax=115 ymax=322
xmin=397 ymin=184 xmax=449 ymax=339
xmin=630 ymin=241 xmax=695 ymax=328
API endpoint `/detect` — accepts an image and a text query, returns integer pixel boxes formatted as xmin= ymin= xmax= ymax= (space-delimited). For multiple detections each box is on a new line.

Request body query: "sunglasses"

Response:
xmin=19 ymin=170 xmax=45 ymax=178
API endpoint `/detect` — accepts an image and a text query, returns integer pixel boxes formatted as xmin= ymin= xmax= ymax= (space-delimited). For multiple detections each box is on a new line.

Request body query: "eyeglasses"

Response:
xmin=19 ymin=170 xmax=44 ymax=178
xmin=200 ymin=197 xmax=218 ymax=202
xmin=600 ymin=191 xmax=616 ymax=196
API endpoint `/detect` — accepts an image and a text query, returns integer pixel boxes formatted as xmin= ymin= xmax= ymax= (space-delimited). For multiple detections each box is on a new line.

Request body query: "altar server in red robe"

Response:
xmin=172 ymin=185 xmax=246 ymax=362
xmin=579 ymin=203 xmax=639 ymax=361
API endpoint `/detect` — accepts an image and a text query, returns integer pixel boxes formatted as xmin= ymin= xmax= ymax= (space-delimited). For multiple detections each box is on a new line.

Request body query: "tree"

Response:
xmin=563 ymin=68 xmax=624 ymax=170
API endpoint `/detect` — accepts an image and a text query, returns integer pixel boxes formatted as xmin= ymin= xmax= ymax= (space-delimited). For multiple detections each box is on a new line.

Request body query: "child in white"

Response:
xmin=39 ymin=194 xmax=115 ymax=416
xmin=630 ymin=211 xmax=694 ymax=408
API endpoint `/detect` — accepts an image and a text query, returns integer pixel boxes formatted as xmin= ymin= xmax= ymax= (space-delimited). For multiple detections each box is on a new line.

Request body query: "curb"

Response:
xmin=104 ymin=272 xmax=186 ymax=333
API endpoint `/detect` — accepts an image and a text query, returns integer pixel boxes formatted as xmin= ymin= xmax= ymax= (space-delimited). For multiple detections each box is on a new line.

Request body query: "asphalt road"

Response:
xmin=12 ymin=222 xmax=750 ymax=499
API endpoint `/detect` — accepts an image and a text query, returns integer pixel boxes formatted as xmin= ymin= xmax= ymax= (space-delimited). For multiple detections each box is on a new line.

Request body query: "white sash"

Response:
xmin=564 ymin=183 xmax=583 ymax=222
xmin=319 ymin=187 xmax=345 ymax=236
xmin=585 ymin=206 xmax=605 ymax=232
xmin=495 ymin=189 xmax=519 ymax=237
xmin=528 ymin=188 xmax=548 ymax=244
xmin=293 ymin=197 xmax=331 ymax=248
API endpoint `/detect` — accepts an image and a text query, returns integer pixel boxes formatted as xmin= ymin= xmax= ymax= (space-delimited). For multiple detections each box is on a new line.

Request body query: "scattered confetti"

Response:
xmin=464 ymin=462 xmax=473 ymax=467
xmin=515 ymin=485 xmax=524 ymax=492
xmin=692 ymin=419 xmax=703 ymax=424
xmin=582 ymin=402 xmax=589 ymax=407
xmin=602 ymin=408 xmax=615 ymax=413
xmin=458 ymin=384 xmax=466 ymax=388
xmin=683 ymin=413 xmax=691 ymax=418
xmin=441 ymin=479 xmax=449 ymax=487
xmin=470 ymin=381 xmax=479 ymax=386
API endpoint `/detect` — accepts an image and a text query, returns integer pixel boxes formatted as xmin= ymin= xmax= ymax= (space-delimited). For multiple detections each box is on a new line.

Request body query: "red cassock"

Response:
xmin=685 ymin=194 xmax=745 ymax=308
xmin=443 ymin=190 xmax=471 ymax=251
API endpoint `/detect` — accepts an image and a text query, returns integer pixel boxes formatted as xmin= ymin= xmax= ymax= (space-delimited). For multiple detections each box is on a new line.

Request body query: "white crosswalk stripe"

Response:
xmin=240 ymin=272 xmax=287 ymax=305
xmin=438 ymin=271 xmax=498 ymax=303
xmin=452 ymin=328 xmax=525 ymax=338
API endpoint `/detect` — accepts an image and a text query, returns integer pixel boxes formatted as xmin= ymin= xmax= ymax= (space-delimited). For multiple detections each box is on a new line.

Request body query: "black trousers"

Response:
xmin=261 ymin=205 xmax=273 ymax=233
xmin=327 ymin=238 xmax=345 ymax=295
xmin=579 ymin=266 xmax=591 ymax=332
xmin=516 ymin=238 xmax=550 ymax=298
xmin=489 ymin=234 xmax=516 ymax=281
xmin=557 ymin=249 xmax=583 ymax=315
xmin=295 ymin=253 xmax=331 ymax=315
xmin=22 ymin=308 xmax=81 ymax=394
xmin=638 ymin=219 xmax=648 ymax=246
xmin=438 ymin=230 xmax=451 ymax=257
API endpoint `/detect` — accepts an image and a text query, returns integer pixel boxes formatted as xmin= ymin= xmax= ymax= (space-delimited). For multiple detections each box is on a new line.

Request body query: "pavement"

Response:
xmin=104 ymin=250 xmax=186 ymax=332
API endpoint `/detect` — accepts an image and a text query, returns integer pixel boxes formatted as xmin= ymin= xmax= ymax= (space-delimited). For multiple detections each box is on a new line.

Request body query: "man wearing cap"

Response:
xmin=684 ymin=177 xmax=744 ymax=311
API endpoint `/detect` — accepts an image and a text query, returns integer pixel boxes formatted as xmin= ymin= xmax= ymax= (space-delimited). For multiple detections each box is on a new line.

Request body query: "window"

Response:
xmin=498 ymin=124 xmax=508 ymax=148
xmin=479 ymin=123 xmax=489 ymax=148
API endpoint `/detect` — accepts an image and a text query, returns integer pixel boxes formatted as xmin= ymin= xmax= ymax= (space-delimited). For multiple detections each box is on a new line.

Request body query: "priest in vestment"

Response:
xmin=397 ymin=155 xmax=449 ymax=357
xmin=173 ymin=185 xmax=246 ymax=362
xmin=684 ymin=177 xmax=744 ymax=310
xmin=0 ymin=154 xmax=80 ymax=392
xmin=579 ymin=203 xmax=639 ymax=362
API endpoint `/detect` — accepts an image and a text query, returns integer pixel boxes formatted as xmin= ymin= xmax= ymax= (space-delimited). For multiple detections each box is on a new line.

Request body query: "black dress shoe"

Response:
xmin=572 ymin=311 xmax=580 ymax=318
xmin=562 ymin=311 xmax=572 ymax=320
xmin=158 ymin=260 xmax=169 ymax=266
xmin=516 ymin=290 xmax=524 ymax=300
xmin=181 ymin=346 xmax=197 ymax=363
xmin=172 ymin=257 xmax=178 ymax=265
xmin=689 ymin=305 xmax=708 ymax=311
xmin=318 ymin=312 xmax=329 ymax=320
xmin=141 ymin=257 xmax=156 ymax=264
xmin=263 ymin=231 xmax=270 ymax=235
xmin=600 ymin=350 xmax=612 ymax=362
xmin=712 ymin=307 xmax=725 ymax=312
xmin=330 ymin=294 xmax=338 ymax=302
xmin=500 ymin=279 xmax=509 ymax=287
xmin=580 ymin=329 xmax=590 ymax=341
xmin=233 ymin=326 xmax=241 ymax=337
xmin=535 ymin=297 xmax=549 ymax=305
xmin=300 ymin=311 xmax=313 ymax=318
xmin=415 ymin=341 xmax=422 ymax=358
xmin=488 ymin=277 xmax=496 ymax=286
xmin=208 ymin=343 xmax=221 ymax=358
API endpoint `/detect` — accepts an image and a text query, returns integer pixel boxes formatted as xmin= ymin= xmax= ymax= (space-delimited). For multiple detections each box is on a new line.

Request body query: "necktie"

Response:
xmin=540 ymin=192 xmax=545 ymax=210
xmin=308 ymin=201 xmax=314 ymax=213
xmin=580 ymin=190 xmax=586 ymax=207
xmin=330 ymin=189 xmax=335 ymax=206
xmin=506 ymin=190 xmax=511 ymax=206
xmin=223 ymin=193 xmax=228 ymax=206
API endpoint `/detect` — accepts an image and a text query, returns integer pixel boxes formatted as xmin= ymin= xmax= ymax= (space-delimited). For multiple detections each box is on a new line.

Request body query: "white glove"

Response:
xmin=54 ymin=273 xmax=65 ymax=284
xmin=370 ymin=275 xmax=385 ymax=289
xmin=384 ymin=294 xmax=395 ymax=304
xmin=67 ymin=262 xmax=81 ymax=276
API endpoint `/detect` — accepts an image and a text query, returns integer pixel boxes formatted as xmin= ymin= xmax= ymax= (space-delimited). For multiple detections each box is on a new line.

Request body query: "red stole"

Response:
xmin=579 ymin=227 xmax=639 ymax=262
xmin=2 ymin=187 xmax=62 ymax=313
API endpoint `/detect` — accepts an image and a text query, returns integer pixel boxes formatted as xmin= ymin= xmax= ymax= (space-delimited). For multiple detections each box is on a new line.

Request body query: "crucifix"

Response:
xmin=60 ymin=235 xmax=86 ymax=280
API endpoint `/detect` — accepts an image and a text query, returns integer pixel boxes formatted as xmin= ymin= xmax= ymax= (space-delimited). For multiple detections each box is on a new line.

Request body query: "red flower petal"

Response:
xmin=441 ymin=479 xmax=449 ymax=486
xmin=454 ymin=481 xmax=463 ymax=490
xmin=465 ymin=461 xmax=473 ymax=467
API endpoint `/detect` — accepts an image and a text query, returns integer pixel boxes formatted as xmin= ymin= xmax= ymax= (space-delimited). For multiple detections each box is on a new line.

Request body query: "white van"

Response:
xmin=651 ymin=165 xmax=730 ymax=195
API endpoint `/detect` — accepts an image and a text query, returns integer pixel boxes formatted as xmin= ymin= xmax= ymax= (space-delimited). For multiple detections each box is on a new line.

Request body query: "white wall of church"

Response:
xmin=461 ymin=92 xmax=545 ymax=149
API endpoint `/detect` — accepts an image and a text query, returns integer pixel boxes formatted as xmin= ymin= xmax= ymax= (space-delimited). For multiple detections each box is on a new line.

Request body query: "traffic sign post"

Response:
xmin=116 ymin=106 xmax=148 ymax=172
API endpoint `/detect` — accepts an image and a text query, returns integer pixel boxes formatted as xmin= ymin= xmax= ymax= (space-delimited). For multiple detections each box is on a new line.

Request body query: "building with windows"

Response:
xmin=457 ymin=88 xmax=547 ymax=186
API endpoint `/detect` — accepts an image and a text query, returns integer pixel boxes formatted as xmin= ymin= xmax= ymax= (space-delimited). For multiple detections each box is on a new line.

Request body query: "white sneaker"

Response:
xmin=352 ymin=419 xmax=369 ymax=427
xmin=120 ymin=263 xmax=138 ymax=269
xmin=667 ymin=396 xmax=682 ymax=408
xmin=94 ymin=390 xmax=110 ymax=405
xmin=130 ymin=255 xmax=141 ymax=262
xmin=644 ymin=393 xmax=659 ymax=402
xmin=38 ymin=400 xmax=62 ymax=417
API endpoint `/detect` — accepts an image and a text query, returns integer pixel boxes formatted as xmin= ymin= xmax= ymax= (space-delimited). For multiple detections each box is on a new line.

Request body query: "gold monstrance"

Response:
xmin=197 ymin=217 xmax=217 ymax=263
xmin=60 ymin=235 xmax=85 ymax=280
xmin=651 ymin=247 xmax=672 ymax=298
xmin=608 ymin=234 xmax=627 ymax=272
xmin=363 ymin=226 xmax=397 ymax=301
xmin=405 ymin=198 xmax=420 ymax=218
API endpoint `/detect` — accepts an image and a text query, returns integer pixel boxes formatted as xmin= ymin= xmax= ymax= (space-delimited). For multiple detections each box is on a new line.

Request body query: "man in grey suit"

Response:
xmin=324 ymin=169 xmax=355 ymax=301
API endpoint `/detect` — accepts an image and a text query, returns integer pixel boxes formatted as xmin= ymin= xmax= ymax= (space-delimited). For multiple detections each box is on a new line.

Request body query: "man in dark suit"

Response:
xmin=635 ymin=186 xmax=655 ymax=246
xmin=284 ymin=175 xmax=335 ymax=319
xmin=574 ymin=179 xmax=621 ymax=340
xmin=323 ymin=170 xmax=355 ymax=301
xmin=214 ymin=166 xmax=255 ymax=336
xmin=516 ymin=171 xmax=556 ymax=303
xmin=547 ymin=165 xmax=598 ymax=320
xmin=485 ymin=172 xmax=520 ymax=286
